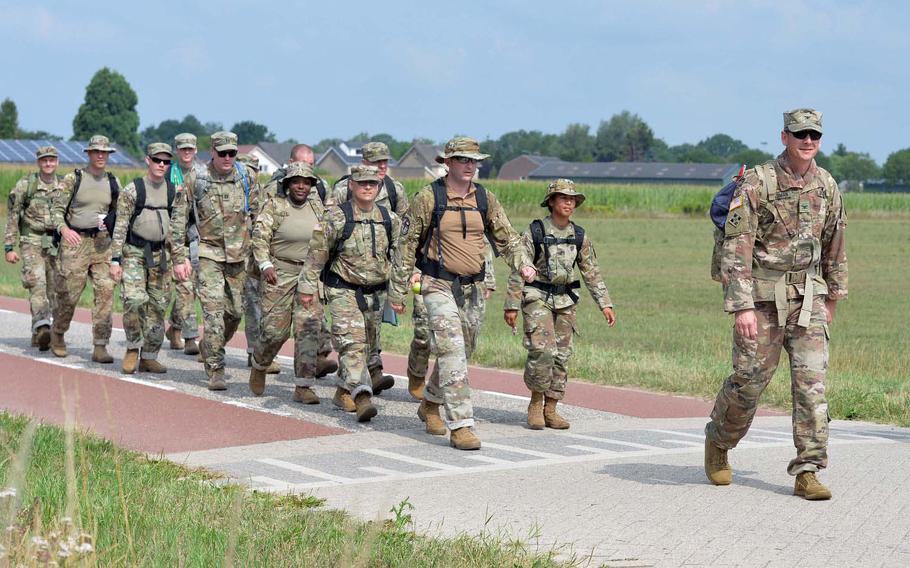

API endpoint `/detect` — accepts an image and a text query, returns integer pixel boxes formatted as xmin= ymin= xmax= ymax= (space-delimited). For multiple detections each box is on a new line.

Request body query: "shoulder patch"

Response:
xmin=727 ymin=212 xmax=742 ymax=228
xmin=729 ymin=195 xmax=743 ymax=211
xmin=400 ymin=216 xmax=410 ymax=237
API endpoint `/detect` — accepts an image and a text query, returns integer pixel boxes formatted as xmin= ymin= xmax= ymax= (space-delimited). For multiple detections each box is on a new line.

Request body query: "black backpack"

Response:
xmin=319 ymin=200 xmax=393 ymax=283
xmin=337 ymin=175 xmax=398 ymax=212
xmin=127 ymin=177 xmax=176 ymax=246
xmin=529 ymin=219 xmax=585 ymax=276
xmin=66 ymin=169 xmax=120 ymax=235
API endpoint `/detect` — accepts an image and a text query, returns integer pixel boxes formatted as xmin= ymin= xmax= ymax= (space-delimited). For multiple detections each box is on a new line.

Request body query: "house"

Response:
xmin=393 ymin=143 xmax=446 ymax=179
xmin=527 ymin=161 xmax=740 ymax=185
xmin=256 ymin=142 xmax=297 ymax=171
xmin=236 ymin=145 xmax=282 ymax=175
xmin=0 ymin=139 xmax=140 ymax=168
xmin=316 ymin=145 xmax=363 ymax=178
xmin=497 ymin=155 xmax=562 ymax=180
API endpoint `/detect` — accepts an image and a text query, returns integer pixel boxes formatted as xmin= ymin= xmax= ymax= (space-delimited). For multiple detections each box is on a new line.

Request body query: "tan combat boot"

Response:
xmin=50 ymin=331 xmax=67 ymax=358
xmin=407 ymin=371 xmax=425 ymax=401
xmin=354 ymin=392 xmax=378 ymax=422
xmin=543 ymin=396 xmax=570 ymax=429
xmin=332 ymin=388 xmax=356 ymax=412
xmin=248 ymin=367 xmax=266 ymax=396
xmin=315 ymin=355 xmax=338 ymax=378
xmin=35 ymin=325 xmax=51 ymax=352
xmin=165 ymin=326 xmax=184 ymax=350
xmin=528 ymin=391 xmax=545 ymax=430
xmin=266 ymin=360 xmax=281 ymax=375
xmin=794 ymin=472 xmax=832 ymax=500
xmin=183 ymin=338 xmax=200 ymax=355
xmin=704 ymin=438 xmax=733 ymax=486
xmin=31 ymin=332 xmax=38 ymax=348
xmin=293 ymin=386 xmax=320 ymax=404
xmin=369 ymin=367 xmax=395 ymax=395
xmin=92 ymin=345 xmax=114 ymax=364
xmin=450 ymin=427 xmax=481 ymax=450
xmin=208 ymin=369 xmax=227 ymax=391
xmin=417 ymin=400 xmax=447 ymax=435
xmin=138 ymin=359 xmax=167 ymax=373
xmin=122 ymin=349 xmax=140 ymax=374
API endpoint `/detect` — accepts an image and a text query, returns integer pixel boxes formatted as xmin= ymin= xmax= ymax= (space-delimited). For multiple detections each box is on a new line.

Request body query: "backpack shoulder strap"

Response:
xmin=377 ymin=204 xmax=393 ymax=258
xmin=530 ymin=219 xmax=545 ymax=265
xmin=166 ymin=179 xmax=176 ymax=213
xmin=129 ymin=177 xmax=145 ymax=232
xmin=107 ymin=172 xmax=120 ymax=203
xmin=339 ymin=200 xmax=356 ymax=242
xmin=755 ymin=161 xmax=778 ymax=203
xmin=474 ymin=182 xmax=489 ymax=222
xmin=23 ymin=173 xmax=40 ymax=208
xmin=317 ymin=179 xmax=328 ymax=204
xmin=383 ymin=177 xmax=398 ymax=212
xmin=234 ymin=162 xmax=250 ymax=212
xmin=572 ymin=222 xmax=585 ymax=265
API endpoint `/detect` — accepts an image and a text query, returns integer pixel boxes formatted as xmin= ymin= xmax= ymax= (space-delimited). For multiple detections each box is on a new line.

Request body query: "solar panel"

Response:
xmin=0 ymin=139 xmax=140 ymax=167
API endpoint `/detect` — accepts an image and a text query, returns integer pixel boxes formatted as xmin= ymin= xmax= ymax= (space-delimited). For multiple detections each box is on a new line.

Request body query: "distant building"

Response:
xmin=0 ymin=139 xmax=140 ymax=168
xmin=498 ymin=155 xmax=562 ymax=180
xmin=527 ymin=161 xmax=740 ymax=185
xmin=256 ymin=142 xmax=297 ymax=171
xmin=393 ymin=143 xmax=446 ymax=179
xmin=316 ymin=145 xmax=363 ymax=178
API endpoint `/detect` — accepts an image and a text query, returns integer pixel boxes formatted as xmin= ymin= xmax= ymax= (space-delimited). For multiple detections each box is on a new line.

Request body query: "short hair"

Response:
xmin=289 ymin=144 xmax=314 ymax=162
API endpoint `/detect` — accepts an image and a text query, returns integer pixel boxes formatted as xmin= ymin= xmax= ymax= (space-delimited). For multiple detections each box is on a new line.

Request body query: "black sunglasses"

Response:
xmin=789 ymin=130 xmax=822 ymax=141
xmin=452 ymin=156 xmax=479 ymax=164
xmin=149 ymin=156 xmax=172 ymax=165
xmin=217 ymin=149 xmax=238 ymax=158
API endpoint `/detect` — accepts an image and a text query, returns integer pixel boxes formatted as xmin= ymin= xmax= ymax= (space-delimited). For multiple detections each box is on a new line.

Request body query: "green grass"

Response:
xmin=0 ymin=413 xmax=576 ymax=566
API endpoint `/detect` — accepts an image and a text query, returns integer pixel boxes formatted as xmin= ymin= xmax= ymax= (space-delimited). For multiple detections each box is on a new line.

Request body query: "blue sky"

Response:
xmin=1 ymin=0 xmax=906 ymax=163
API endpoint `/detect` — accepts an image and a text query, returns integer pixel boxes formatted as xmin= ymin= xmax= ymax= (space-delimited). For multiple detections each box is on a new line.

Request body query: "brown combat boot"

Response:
xmin=293 ymin=386 xmax=320 ymax=404
xmin=266 ymin=360 xmax=281 ymax=375
xmin=315 ymin=355 xmax=338 ymax=378
xmin=248 ymin=367 xmax=266 ymax=396
xmin=417 ymin=400 xmax=447 ymax=436
xmin=407 ymin=371 xmax=425 ymax=401
xmin=165 ymin=326 xmax=184 ymax=350
xmin=794 ymin=472 xmax=832 ymax=500
xmin=704 ymin=438 xmax=733 ymax=486
xmin=92 ymin=345 xmax=114 ymax=364
xmin=450 ymin=427 xmax=481 ymax=450
xmin=183 ymin=338 xmax=200 ymax=355
xmin=332 ymin=388 xmax=356 ymax=412
xmin=354 ymin=392 xmax=378 ymax=422
xmin=122 ymin=349 xmax=140 ymax=374
xmin=543 ymin=396 xmax=570 ymax=429
xmin=50 ymin=331 xmax=67 ymax=358
xmin=35 ymin=325 xmax=51 ymax=352
xmin=369 ymin=367 xmax=395 ymax=395
xmin=138 ymin=359 xmax=167 ymax=373
xmin=31 ymin=332 xmax=38 ymax=347
xmin=208 ymin=369 xmax=226 ymax=391
xmin=528 ymin=391 xmax=545 ymax=430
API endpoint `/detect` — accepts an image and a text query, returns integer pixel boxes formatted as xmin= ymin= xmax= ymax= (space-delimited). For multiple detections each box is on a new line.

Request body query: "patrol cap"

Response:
xmin=84 ymin=134 xmax=116 ymax=153
xmin=541 ymin=178 xmax=586 ymax=208
xmin=211 ymin=131 xmax=238 ymax=151
xmin=283 ymin=161 xmax=318 ymax=184
xmin=784 ymin=108 xmax=823 ymax=134
xmin=435 ymin=136 xmax=490 ymax=164
xmin=349 ymin=164 xmax=381 ymax=182
xmin=146 ymin=142 xmax=173 ymax=157
xmin=36 ymin=146 xmax=58 ymax=159
xmin=236 ymin=153 xmax=259 ymax=169
xmin=362 ymin=141 xmax=392 ymax=162
xmin=174 ymin=132 xmax=197 ymax=149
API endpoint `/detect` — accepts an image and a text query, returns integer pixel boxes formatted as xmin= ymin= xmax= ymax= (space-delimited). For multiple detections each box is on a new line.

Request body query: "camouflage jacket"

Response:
xmin=109 ymin=175 xmax=175 ymax=262
xmin=5 ymin=173 xmax=62 ymax=249
xmin=389 ymin=181 xmax=530 ymax=305
xmin=721 ymin=153 xmax=848 ymax=313
xmin=251 ymin=190 xmax=327 ymax=270
xmin=332 ymin=175 xmax=410 ymax=216
xmin=504 ymin=216 xmax=612 ymax=311
xmin=298 ymin=204 xmax=401 ymax=295
xmin=171 ymin=162 xmax=259 ymax=265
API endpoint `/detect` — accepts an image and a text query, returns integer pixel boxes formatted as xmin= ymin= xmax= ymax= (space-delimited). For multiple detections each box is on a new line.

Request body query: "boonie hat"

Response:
xmin=84 ymin=135 xmax=116 ymax=153
xmin=541 ymin=178 xmax=586 ymax=208
xmin=435 ymin=136 xmax=490 ymax=164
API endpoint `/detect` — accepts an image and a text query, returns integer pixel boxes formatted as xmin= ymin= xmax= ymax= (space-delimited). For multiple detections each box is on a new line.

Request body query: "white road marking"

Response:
xmin=563 ymin=433 xmax=664 ymax=451
xmin=478 ymin=391 xmax=530 ymax=401
xmin=748 ymin=428 xmax=791 ymax=437
xmin=250 ymin=475 xmax=294 ymax=490
xmin=566 ymin=444 xmax=618 ymax=455
xmin=646 ymin=429 xmax=704 ymax=439
xmin=482 ymin=442 xmax=563 ymax=459
xmin=463 ymin=455 xmax=512 ymax=465
xmin=360 ymin=466 xmax=404 ymax=476
xmin=34 ymin=358 xmax=83 ymax=370
xmin=221 ymin=400 xmax=292 ymax=417
xmin=117 ymin=376 xmax=176 ymax=391
xmin=660 ymin=439 xmax=703 ymax=447
xmin=257 ymin=458 xmax=352 ymax=483
xmin=362 ymin=448 xmax=461 ymax=471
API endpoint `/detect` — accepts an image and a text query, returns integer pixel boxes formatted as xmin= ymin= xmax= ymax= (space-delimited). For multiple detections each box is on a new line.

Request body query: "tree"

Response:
xmin=72 ymin=67 xmax=141 ymax=154
xmin=728 ymin=148 xmax=774 ymax=167
xmin=0 ymin=98 xmax=19 ymax=138
xmin=230 ymin=120 xmax=276 ymax=144
xmin=829 ymin=151 xmax=880 ymax=182
xmin=140 ymin=114 xmax=207 ymax=147
xmin=557 ymin=123 xmax=595 ymax=162
xmin=664 ymin=143 xmax=721 ymax=163
xmin=882 ymin=149 xmax=910 ymax=185
xmin=595 ymin=111 xmax=656 ymax=161
xmin=697 ymin=134 xmax=748 ymax=159
xmin=485 ymin=129 xmax=559 ymax=171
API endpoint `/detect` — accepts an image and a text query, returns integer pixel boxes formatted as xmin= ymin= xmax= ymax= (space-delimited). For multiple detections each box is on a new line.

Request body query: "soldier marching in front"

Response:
xmin=503 ymin=179 xmax=615 ymax=430
xmin=704 ymin=109 xmax=848 ymax=500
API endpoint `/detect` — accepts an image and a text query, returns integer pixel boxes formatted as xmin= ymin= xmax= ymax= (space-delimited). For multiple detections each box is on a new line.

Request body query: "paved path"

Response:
xmin=1 ymin=296 xmax=907 ymax=567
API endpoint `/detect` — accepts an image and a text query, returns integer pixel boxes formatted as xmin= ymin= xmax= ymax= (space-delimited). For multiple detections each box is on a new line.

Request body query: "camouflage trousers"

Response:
xmin=167 ymin=238 xmax=199 ymax=339
xmin=18 ymin=239 xmax=57 ymax=331
xmin=326 ymin=285 xmax=385 ymax=398
xmin=52 ymin=232 xmax=113 ymax=346
xmin=521 ymin=298 xmax=576 ymax=400
xmin=423 ymin=275 xmax=487 ymax=430
xmin=243 ymin=258 xmax=262 ymax=356
xmin=120 ymin=244 xmax=171 ymax=359
xmin=252 ymin=262 xmax=325 ymax=388
xmin=705 ymin=296 xmax=830 ymax=475
xmin=407 ymin=291 xmax=432 ymax=380
xmin=197 ymin=257 xmax=246 ymax=375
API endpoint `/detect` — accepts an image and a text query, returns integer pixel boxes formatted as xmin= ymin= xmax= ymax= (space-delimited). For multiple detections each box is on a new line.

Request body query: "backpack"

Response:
xmin=127 ymin=177 xmax=176 ymax=246
xmin=319 ymin=200 xmax=393 ymax=284
xmin=338 ymin=175 xmax=398 ymax=212
xmin=709 ymin=164 xmax=760 ymax=282
xmin=529 ymin=219 xmax=585 ymax=276
xmin=66 ymin=169 xmax=120 ymax=235
xmin=234 ymin=162 xmax=250 ymax=213
xmin=17 ymin=173 xmax=62 ymax=234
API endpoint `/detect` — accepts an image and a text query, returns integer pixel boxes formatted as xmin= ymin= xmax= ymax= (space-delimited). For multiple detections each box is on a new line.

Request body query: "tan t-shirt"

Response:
xmin=270 ymin=200 xmax=319 ymax=262
xmin=67 ymin=172 xmax=112 ymax=230
xmin=425 ymin=185 xmax=486 ymax=276
xmin=130 ymin=177 xmax=169 ymax=243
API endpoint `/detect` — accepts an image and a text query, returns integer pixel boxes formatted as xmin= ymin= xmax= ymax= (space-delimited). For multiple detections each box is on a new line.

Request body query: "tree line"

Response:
xmin=2 ymin=67 xmax=910 ymax=186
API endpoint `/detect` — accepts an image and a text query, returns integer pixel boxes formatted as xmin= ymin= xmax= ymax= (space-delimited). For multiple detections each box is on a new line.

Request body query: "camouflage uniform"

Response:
xmin=4 ymin=147 xmax=62 ymax=337
xmin=504 ymin=198 xmax=612 ymax=400
xmin=239 ymin=153 xmax=265 ymax=360
xmin=300 ymin=166 xmax=401 ymax=399
xmin=250 ymin=163 xmax=327 ymax=387
xmin=51 ymin=136 xmax=118 ymax=348
xmin=705 ymin=110 xmax=848 ymax=476
xmin=110 ymin=143 xmax=177 ymax=361
xmin=167 ymin=133 xmax=202 ymax=343
xmin=390 ymin=137 xmax=532 ymax=431
xmin=171 ymin=132 xmax=259 ymax=380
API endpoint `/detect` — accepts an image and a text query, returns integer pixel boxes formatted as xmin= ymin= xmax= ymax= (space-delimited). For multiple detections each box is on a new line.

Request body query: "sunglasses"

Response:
xmin=149 ymin=156 xmax=172 ymax=165
xmin=789 ymin=130 xmax=822 ymax=141
xmin=452 ymin=156 xmax=479 ymax=164
xmin=216 ymin=149 xmax=238 ymax=158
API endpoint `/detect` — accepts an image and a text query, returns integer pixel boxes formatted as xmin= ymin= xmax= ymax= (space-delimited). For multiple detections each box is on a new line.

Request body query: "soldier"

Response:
xmin=49 ymin=135 xmax=119 ymax=363
xmin=4 ymin=146 xmax=63 ymax=350
xmin=248 ymin=162 xmax=328 ymax=403
xmin=389 ymin=136 xmax=536 ymax=450
xmin=503 ymin=179 xmax=615 ymax=430
xmin=164 ymin=133 xmax=203 ymax=356
xmin=704 ymin=109 xmax=848 ymax=500
xmin=110 ymin=143 xmax=190 ymax=373
xmin=171 ymin=131 xmax=259 ymax=390
xmin=300 ymin=165 xmax=400 ymax=423
xmin=332 ymin=141 xmax=410 ymax=395
xmin=261 ymin=144 xmax=332 ymax=204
